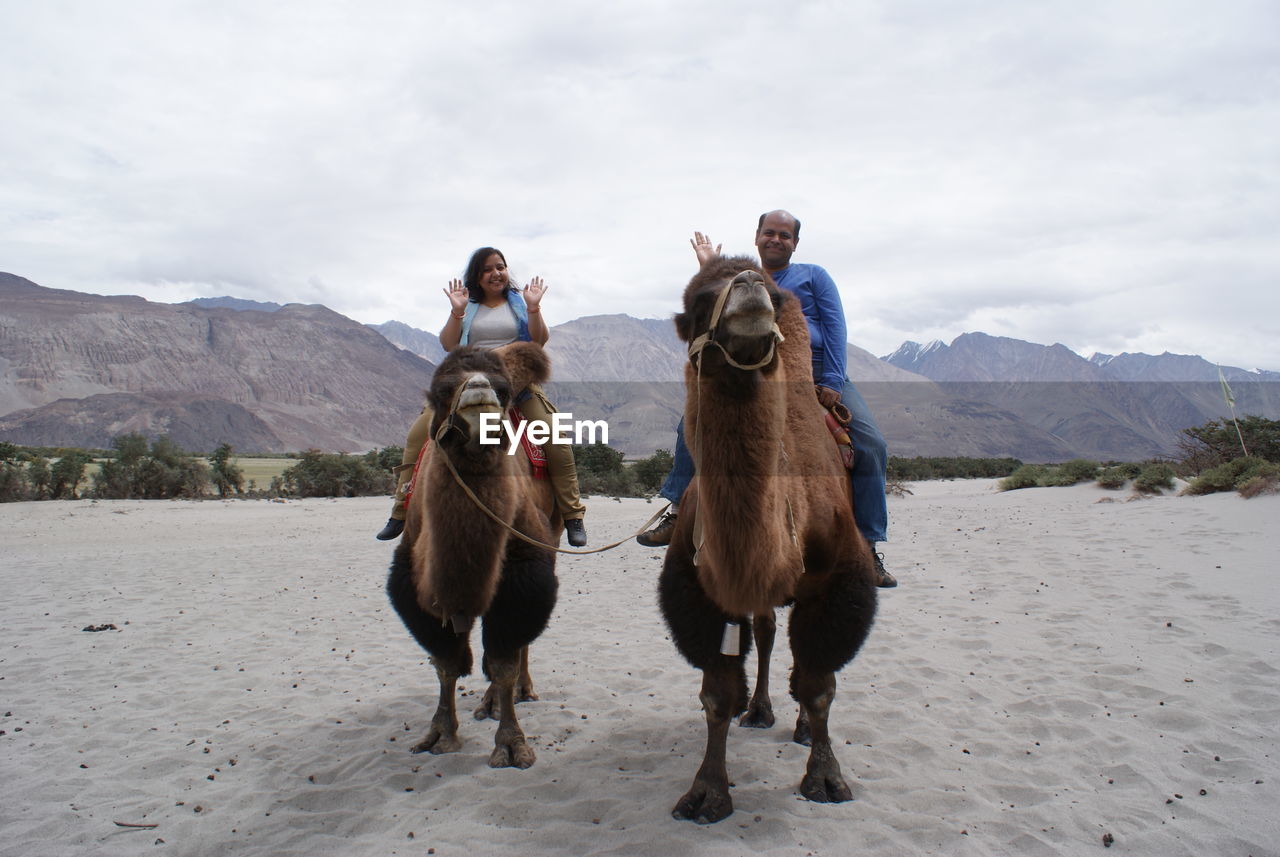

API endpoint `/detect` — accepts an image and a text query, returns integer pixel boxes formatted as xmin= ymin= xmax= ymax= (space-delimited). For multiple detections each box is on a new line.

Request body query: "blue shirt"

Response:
xmin=770 ymin=263 xmax=848 ymax=391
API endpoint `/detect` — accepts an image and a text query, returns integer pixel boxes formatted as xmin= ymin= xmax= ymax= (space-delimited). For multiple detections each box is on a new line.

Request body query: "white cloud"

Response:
xmin=1 ymin=0 xmax=1277 ymax=370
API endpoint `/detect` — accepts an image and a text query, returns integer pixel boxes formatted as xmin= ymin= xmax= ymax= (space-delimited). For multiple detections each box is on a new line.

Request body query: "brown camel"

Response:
xmin=658 ymin=255 xmax=878 ymax=823
xmin=387 ymin=342 xmax=560 ymax=769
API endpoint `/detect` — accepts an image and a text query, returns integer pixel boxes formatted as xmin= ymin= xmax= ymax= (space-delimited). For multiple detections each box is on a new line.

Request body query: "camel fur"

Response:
xmin=658 ymin=256 xmax=878 ymax=822
xmin=387 ymin=342 xmax=560 ymax=769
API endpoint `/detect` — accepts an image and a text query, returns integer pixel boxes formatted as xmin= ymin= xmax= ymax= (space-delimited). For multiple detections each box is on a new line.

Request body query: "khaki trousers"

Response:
xmin=389 ymin=382 xmax=586 ymax=522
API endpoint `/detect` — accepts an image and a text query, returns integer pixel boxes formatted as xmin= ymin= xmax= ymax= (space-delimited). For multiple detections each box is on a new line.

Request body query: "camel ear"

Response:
xmin=673 ymin=311 xmax=692 ymax=344
xmin=494 ymin=341 xmax=551 ymax=390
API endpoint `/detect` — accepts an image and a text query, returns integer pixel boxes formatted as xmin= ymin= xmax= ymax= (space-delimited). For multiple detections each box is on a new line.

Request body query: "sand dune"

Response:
xmin=2 ymin=480 xmax=1276 ymax=856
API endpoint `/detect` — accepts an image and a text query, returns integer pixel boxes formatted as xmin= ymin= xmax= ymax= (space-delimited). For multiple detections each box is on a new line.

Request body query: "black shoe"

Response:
xmin=565 ymin=518 xmax=587 ymax=547
xmin=873 ymin=549 xmax=897 ymax=588
xmin=376 ymin=517 xmax=405 ymax=541
xmin=637 ymin=510 xmax=677 ymax=547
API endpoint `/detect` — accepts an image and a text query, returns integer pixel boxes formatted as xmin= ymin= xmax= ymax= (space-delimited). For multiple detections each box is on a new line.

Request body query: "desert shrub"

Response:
xmin=1096 ymin=466 xmax=1129 ymax=489
xmin=888 ymin=456 xmax=1022 ymax=481
xmin=631 ymin=448 xmax=675 ymax=494
xmin=1132 ymin=462 xmax=1176 ymax=494
xmin=282 ymin=450 xmax=392 ymax=498
xmin=1041 ymin=458 xmax=1099 ymax=487
xmin=1177 ymin=415 xmax=1280 ymax=476
xmin=50 ymin=450 xmax=94 ymax=499
xmin=0 ymin=461 xmax=32 ymax=502
xmin=93 ymin=434 xmax=208 ymax=499
xmin=1183 ymin=456 xmax=1280 ymax=495
xmin=366 ymin=445 xmax=404 ymax=474
xmin=998 ymin=464 xmax=1049 ymax=491
xmin=1238 ymin=472 xmax=1280 ymax=498
xmin=27 ymin=456 xmax=51 ymax=499
xmin=208 ymin=443 xmax=245 ymax=498
xmin=572 ymin=443 xmax=638 ymax=497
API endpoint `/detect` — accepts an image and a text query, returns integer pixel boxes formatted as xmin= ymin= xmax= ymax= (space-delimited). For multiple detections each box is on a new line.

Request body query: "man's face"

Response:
xmin=755 ymin=213 xmax=798 ymax=271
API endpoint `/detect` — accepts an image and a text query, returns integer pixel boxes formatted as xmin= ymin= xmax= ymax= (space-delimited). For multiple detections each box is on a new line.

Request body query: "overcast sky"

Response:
xmin=3 ymin=0 xmax=1278 ymax=370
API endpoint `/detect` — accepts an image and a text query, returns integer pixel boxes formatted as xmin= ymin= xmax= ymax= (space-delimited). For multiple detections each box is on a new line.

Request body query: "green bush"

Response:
xmin=1133 ymin=462 xmax=1176 ymax=494
xmin=632 ymin=449 xmax=675 ymax=494
xmin=1184 ymin=456 xmax=1280 ymax=496
xmin=998 ymin=464 xmax=1048 ymax=491
xmin=1041 ymin=458 xmax=1099 ymax=487
xmin=888 ymin=456 xmax=1022 ymax=481
xmin=283 ymin=450 xmax=393 ymax=498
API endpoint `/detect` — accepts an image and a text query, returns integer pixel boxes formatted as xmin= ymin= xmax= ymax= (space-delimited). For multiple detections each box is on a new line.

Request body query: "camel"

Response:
xmin=386 ymin=342 xmax=560 ymax=769
xmin=657 ymin=256 xmax=879 ymax=823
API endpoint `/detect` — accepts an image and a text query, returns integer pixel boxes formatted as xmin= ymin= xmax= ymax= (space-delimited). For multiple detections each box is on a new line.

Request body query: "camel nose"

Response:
xmin=463 ymin=373 xmax=492 ymax=391
xmin=731 ymin=270 xmax=766 ymax=289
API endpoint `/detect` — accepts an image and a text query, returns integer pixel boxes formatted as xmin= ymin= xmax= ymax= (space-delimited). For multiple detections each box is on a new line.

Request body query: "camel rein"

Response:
xmin=432 ymin=392 xmax=673 ymax=555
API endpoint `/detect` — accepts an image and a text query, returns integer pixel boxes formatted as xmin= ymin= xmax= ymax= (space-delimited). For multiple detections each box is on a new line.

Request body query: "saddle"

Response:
xmin=824 ymin=401 xmax=855 ymax=471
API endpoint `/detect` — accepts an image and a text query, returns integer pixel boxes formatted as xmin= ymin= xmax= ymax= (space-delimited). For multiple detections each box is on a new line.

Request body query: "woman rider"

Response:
xmin=375 ymin=246 xmax=588 ymax=546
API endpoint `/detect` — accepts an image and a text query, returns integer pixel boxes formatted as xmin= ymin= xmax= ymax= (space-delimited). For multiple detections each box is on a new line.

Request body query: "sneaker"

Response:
xmin=637 ymin=510 xmax=678 ymax=547
xmin=565 ymin=518 xmax=587 ymax=547
xmin=375 ymin=517 xmax=405 ymax=541
xmin=872 ymin=550 xmax=897 ymax=588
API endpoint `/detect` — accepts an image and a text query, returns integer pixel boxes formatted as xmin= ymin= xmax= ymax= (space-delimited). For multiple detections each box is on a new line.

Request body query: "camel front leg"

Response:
xmin=740 ymin=610 xmax=776 ymax=728
xmin=485 ymin=653 xmax=537 ymax=769
xmin=474 ymin=647 xmax=540 ymax=720
xmin=792 ymin=666 xmax=852 ymax=803
xmin=412 ymin=658 xmax=463 ymax=755
xmin=673 ymin=666 xmax=741 ymax=824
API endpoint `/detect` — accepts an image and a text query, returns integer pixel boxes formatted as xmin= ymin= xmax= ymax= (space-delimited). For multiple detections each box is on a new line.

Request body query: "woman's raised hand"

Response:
xmin=523 ymin=276 xmax=548 ymax=309
xmin=690 ymin=231 xmax=721 ymax=267
xmin=443 ymin=278 xmax=469 ymax=313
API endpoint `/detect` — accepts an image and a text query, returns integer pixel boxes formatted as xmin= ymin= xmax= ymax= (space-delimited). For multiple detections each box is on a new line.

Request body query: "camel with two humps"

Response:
xmin=657 ymin=255 xmax=879 ymax=823
xmin=387 ymin=342 xmax=560 ymax=769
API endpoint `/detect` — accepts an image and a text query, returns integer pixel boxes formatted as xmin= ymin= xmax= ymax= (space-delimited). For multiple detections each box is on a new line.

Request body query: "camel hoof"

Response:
xmin=792 ymin=721 xmax=812 ymax=746
xmin=672 ymin=783 xmax=734 ymax=824
xmin=515 ymin=686 xmax=539 ymax=703
xmin=410 ymin=730 xmax=462 ymax=755
xmin=800 ymin=772 xmax=852 ymax=804
xmin=739 ymin=700 xmax=775 ymax=729
xmin=473 ymin=697 xmax=498 ymax=721
xmin=489 ymin=738 xmax=536 ymax=769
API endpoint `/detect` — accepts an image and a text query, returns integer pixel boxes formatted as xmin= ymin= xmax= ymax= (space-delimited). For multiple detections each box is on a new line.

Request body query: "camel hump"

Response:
xmin=494 ymin=341 xmax=552 ymax=391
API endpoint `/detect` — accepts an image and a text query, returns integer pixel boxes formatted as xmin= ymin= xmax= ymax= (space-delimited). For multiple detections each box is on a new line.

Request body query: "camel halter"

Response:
xmin=431 ymin=378 xmax=670 ymax=555
xmin=684 ymin=274 xmax=799 ymax=568
xmin=685 ymin=272 xmax=785 ymax=372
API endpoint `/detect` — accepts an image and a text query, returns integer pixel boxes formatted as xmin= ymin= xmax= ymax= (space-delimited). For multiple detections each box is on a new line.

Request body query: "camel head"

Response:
xmin=675 ymin=255 xmax=786 ymax=373
xmin=426 ymin=343 xmax=551 ymax=454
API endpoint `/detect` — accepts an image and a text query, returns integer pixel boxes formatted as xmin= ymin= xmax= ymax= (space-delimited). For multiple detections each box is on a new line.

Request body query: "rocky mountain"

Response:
xmin=186 ymin=296 xmax=286 ymax=313
xmin=883 ymin=333 xmax=1280 ymax=459
xmin=4 ymin=272 xmax=1275 ymax=461
xmin=370 ymin=320 xmax=446 ymax=365
xmin=0 ymin=273 xmax=436 ymax=452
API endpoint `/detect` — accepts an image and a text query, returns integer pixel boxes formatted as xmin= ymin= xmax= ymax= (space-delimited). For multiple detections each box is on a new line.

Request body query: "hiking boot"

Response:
xmin=873 ymin=550 xmax=897 ymax=588
xmin=565 ymin=518 xmax=587 ymax=547
xmin=376 ymin=517 xmax=405 ymax=541
xmin=637 ymin=510 xmax=678 ymax=547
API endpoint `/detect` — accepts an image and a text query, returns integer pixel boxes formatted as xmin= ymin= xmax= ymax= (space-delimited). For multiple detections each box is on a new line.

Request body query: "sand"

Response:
xmin=2 ymin=480 xmax=1277 ymax=856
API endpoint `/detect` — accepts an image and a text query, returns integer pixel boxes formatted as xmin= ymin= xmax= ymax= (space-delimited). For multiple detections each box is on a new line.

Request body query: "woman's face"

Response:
xmin=478 ymin=253 xmax=509 ymax=300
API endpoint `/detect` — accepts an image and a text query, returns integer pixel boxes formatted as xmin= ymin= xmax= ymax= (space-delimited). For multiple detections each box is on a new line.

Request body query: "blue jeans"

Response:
xmin=659 ymin=378 xmax=889 ymax=544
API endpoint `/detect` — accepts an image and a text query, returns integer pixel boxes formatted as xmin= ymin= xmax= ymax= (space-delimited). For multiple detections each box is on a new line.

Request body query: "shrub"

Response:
xmin=632 ymin=449 xmax=675 ymax=494
xmin=1042 ymin=458 xmax=1099 ymax=487
xmin=1183 ymin=456 xmax=1280 ymax=495
xmin=282 ymin=450 xmax=392 ymax=498
xmin=1132 ymin=462 xmax=1176 ymax=494
xmin=998 ymin=464 xmax=1048 ymax=491
xmin=1177 ymin=415 xmax=1280 ymax=476
xmin=1238 ymin=472 xmax=1280 ymax=498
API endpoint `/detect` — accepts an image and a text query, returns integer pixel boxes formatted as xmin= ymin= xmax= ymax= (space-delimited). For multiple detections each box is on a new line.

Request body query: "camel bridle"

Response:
xmin=684 ymin=271 xmax=800 ymax=573
xmin=429 ymin=371 xmax=670 ymax=555
xmin=685 ymin=272 xmax=786 ymax=373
